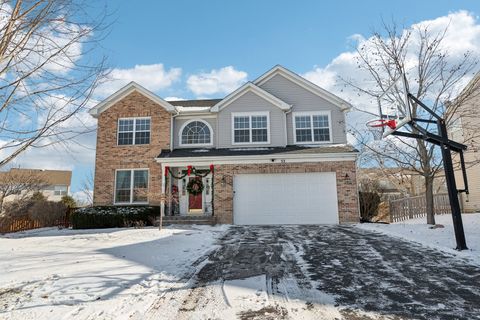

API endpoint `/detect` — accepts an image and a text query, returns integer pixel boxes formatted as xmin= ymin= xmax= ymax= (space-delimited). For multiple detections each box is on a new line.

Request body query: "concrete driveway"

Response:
xmin=147 ymin=225 xmax=480 ymax=320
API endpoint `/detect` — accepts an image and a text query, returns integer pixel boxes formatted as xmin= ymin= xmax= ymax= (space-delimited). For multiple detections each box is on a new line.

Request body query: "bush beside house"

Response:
xmin=70 ymin=206 xmax=159 ymax=229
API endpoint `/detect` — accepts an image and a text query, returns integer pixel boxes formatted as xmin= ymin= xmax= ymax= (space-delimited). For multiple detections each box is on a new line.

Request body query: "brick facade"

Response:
xmin=212 ymin=161 xmax=359 ymax=224
xmin=93 ymin=91 xmax=170 ymax=205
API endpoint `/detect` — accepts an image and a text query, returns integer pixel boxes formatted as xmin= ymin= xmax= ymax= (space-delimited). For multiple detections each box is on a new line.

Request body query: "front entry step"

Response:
xmin=160 ymin=215 xmax=216 ymax=226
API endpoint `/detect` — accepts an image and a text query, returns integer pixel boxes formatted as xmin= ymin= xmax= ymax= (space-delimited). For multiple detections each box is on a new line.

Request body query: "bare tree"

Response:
xmin=78 ymin=168 xmax=93 ymax=206
xmin=0 ymin=168 xmax=47 ymax=211
xmin=346 ymin=22 xmax=480 ymax=224
xmin=0 ymin=0 xmax=108 ymax=167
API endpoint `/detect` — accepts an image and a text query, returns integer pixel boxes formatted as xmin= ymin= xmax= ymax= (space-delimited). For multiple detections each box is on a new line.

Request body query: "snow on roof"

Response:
xmin=175 ymin=106 xmax=212 ymax=113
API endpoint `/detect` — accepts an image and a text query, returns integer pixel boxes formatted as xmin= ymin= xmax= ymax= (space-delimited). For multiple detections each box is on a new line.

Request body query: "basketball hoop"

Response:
xmin=366 ymin=119 xmax=397 ymax=140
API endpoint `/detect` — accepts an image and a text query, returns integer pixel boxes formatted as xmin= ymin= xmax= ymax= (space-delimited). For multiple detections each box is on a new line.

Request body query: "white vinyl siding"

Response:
xmin=216 ymin=92 xmax=286 ymax=148
xmin=232 ymin=112 xmax=270 ymax=145
xmin=293 ymin=112 xmax=332 ymax=144
xmin=114 ymin=169 xmax=149 ymax=204
xmin=117 ymin=117 xmax=151 ymax=145
xmin=258 ymin=73 xmax=347 ymax=144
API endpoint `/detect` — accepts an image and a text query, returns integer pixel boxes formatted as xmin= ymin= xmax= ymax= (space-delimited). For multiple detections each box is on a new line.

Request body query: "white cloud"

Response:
xmin=96 ymin=64 xmax=182 ymax=98
xmin=72 ymin=190 xmax=93 ymax=206
xmin=187 ymin=66 xmax=247 ymax=96
xmin=304 ymin=10 xmax=480 ymax=118
xmin=164 ymin=96 xmax=185 ymax=101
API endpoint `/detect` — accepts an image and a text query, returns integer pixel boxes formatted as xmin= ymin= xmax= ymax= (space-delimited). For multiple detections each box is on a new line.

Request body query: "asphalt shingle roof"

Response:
xmin=158 ymin=145 xmax=357 ymax=158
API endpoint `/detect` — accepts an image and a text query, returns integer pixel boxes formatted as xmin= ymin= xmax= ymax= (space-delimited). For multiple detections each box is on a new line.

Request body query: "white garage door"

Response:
xmin=233 ymin=172 xmax=339 ymax=225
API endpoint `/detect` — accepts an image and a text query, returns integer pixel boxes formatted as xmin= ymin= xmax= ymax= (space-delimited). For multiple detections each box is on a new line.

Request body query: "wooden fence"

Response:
xmin=389 ymin=193 xmax=451 ymax=222
xmin=0 ymin=212 xmax=70 ymax=234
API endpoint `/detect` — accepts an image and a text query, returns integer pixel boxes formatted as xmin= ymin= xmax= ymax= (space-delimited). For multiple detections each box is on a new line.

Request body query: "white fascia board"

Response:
xmin=210 ymin=82 xmax=291 ymax=112
xmin=253 ymin=65 xmax=353 ymax=112
xmin=155 ymin=152 xmax=357 ymax=166
xmin=89 ymin=82 xmax=176 ymax=118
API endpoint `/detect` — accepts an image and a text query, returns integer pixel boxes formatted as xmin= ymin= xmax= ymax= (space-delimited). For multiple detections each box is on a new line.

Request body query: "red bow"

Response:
xmin=164 ymin=166 xmax=169 ymax=177
xmin=187 ymin=165 xmax=192 ymax=176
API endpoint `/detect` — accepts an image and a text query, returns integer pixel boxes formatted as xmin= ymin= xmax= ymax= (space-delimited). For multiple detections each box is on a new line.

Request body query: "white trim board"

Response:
xmin=210 ymin=82 xmax=291 ymax=112
xmin=89 ymin=82 xmax=176 ymax=118
xmin=253 ymin=65 xmax=352 ymax=112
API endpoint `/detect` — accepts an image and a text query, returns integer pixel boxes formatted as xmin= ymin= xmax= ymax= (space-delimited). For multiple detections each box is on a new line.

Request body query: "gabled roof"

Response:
xmin=253 ymin=65 xmax=353 ymax=112
xmin=89 ymin=82 xmax=176 ymax=118
xmin=210 ymin=82 xmax=291 ymax=112
xmin=2 ymin=168 xmax=72 ymax=186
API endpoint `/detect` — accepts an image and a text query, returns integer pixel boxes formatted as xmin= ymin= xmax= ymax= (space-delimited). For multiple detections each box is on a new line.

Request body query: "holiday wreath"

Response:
xmin=186 ymin=178 xmax=204 ymax=195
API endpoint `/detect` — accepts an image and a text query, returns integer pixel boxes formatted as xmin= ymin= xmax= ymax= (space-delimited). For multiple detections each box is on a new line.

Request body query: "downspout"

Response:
xmin=170 ymin=109 xmax=180 ymax=151
xmin=161 ymin=110 xmax=179 ymax=230
xmin=160 ymin=163 xmax=166 ymax=230
xmin=284 ymin=107 xmax=293 ymax=146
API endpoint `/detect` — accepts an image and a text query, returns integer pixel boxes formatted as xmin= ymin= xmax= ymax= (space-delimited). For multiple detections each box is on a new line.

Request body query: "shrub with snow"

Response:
xmin=71 ymin=206 xmax=159 ymax=229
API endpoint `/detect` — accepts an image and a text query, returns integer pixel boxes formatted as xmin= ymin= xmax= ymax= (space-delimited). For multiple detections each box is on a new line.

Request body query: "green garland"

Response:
xmin=186 ymin=178 xmax=204 ymax=195
xmin=192 ymin=168 xmax=211 ymax=177
xmin=167 ymin=167 xmax=189 ymax=179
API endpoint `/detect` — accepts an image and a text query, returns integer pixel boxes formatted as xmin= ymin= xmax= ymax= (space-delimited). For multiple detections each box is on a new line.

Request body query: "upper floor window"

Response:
xmin=118 ymin=117 xmax=150 ymax=145
xmin=293 ymin=112 xmax=331 ymax=144
xmin=232 ymin=112 xmax=270 ymax=144
xmin=180 ymin=120 xmax=212 ymax=146
xmin=115 ymin=169 xmax=148 ymax=204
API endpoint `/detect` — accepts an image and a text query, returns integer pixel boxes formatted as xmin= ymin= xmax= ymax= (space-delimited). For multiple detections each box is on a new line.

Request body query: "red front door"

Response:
xmin=188 ymin=177 xmax=203 ymax=212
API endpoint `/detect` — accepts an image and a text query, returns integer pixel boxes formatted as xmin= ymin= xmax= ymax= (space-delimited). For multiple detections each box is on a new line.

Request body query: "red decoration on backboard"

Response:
xmin=366 ymin=119 xmax=397 ymax=130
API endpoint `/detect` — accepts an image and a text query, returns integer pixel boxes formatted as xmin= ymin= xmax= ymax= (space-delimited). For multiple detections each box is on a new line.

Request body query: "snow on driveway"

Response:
xmin=2 ymin=224 xmax=480 ymax=320
xmin=0 ymin=225 xmax=227 ymax=320
xmin=147 ymin=225 xmax=480 ymax=320
xmin=357 ymin=213 xmax=480 ymax=265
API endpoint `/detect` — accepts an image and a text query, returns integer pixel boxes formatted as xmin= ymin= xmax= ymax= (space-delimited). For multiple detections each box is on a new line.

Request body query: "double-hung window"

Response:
xmin=293 ymin=112 xmax=331 ymax=143
xmin=232 ymin=112 xmax=269 ymax=144
xmin=115 ymin=169 xmax=149 ymax=204
xmin=118 ymin=117 xmax=150 ymax=145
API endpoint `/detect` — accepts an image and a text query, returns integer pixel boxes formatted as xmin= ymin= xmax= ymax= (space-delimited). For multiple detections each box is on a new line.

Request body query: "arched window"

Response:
xmin=180 ymin=120 xmax=212 ymax=145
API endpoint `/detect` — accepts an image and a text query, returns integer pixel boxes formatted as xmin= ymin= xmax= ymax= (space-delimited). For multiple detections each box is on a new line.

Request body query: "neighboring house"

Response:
xmin=450 ymin=75 xmax=480 ymax=213
xmin=1 ymin=168 xmax=72 ymax=203
xmin=358 ymin=168 xmax=447 ymax=199
xmin=89 ymin=65 xmax=359 ymax=225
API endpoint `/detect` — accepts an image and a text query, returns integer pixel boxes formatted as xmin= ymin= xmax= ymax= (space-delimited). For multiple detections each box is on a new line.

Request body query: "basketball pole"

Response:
xmin=389 ymin=93 xmax=469 ymax=250
xmin=438 ymin=119 xmax=468 ymax=250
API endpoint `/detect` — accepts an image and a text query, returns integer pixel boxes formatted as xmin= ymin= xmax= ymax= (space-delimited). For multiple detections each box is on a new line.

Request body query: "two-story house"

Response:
xmin=449 ymin=74 xmax=480 ymax=213
xmin=89 ymin=65 xmax=359 ymax=224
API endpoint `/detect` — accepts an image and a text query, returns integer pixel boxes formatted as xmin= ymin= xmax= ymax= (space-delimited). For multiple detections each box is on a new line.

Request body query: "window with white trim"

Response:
xmin=294 ymin=113 xmax=331 ymax=143
xmin=233 ymin=113 xmax=269 ymax=144
xmin=118 ymin=117 xmax=150 ymax=145
xmin=181 ymin=120 xmax=212 ymax=145
xmin=54 ymin=185 xmax=68 ymax=196
xmin=115 ymin=169 xmax=148 ymax=204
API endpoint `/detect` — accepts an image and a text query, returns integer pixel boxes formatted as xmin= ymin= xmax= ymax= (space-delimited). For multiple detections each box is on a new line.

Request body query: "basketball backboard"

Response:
xmin=367 ymin=73 xmax=412 ymax=138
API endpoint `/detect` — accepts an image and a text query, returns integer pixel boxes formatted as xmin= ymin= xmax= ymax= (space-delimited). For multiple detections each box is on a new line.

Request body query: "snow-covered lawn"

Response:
xmin=0 ymin=225 xmax=228 ymax=320
xmin=357 ymin=212 xmax=480 ymax=265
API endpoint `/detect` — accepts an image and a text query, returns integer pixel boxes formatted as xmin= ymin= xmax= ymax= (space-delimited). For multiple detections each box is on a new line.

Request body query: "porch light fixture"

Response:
xmin=221 ymin=176 xmax=226 ymax=187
